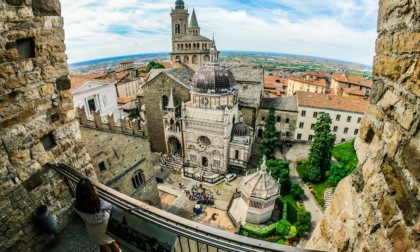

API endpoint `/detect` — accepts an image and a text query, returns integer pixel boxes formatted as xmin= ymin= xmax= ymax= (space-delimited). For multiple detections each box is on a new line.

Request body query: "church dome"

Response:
xmin=191 ymin=63 xmax=236 ymax=94
xmin=232 ymin=123 xmax=251 ymax=136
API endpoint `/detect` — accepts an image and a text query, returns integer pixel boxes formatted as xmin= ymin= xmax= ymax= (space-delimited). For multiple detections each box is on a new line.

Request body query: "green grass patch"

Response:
xmin=283 ymin=195 xmax=298 ymax=224
xmin=332 ymin=139 xmax=358 ymax=164
xmin=309 ymin=180 xmax=333 ymax=208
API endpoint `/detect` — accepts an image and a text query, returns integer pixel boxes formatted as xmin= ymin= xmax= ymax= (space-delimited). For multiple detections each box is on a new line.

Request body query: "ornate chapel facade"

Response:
xmin=163 ymin=41 xmax=254 ymax=174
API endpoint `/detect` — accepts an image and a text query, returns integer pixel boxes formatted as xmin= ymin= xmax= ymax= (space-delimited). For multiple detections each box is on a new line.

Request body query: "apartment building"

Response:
xmin=294 ymin=91 xmax=368 ymax=143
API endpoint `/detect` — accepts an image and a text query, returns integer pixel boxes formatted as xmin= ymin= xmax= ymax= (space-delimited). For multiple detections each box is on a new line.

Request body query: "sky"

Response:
xmin=61 ymin=0 xmax=379 ymax=65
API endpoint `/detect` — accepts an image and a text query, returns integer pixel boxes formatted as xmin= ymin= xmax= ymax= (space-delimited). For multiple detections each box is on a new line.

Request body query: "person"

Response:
xmin=73 ymin=178 xmax=121 ymax=252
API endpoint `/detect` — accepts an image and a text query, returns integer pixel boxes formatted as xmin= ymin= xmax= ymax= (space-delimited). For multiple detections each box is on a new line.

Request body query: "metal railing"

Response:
xmin=51 ymin=163 xmax=321 ymax=252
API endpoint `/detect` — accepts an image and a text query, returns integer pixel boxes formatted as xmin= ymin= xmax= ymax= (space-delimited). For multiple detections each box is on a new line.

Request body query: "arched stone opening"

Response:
xmin=168 ymin=136 xmax=182 ymax=156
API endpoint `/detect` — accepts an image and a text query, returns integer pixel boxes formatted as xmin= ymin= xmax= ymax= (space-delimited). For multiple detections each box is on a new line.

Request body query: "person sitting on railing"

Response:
xmin=73 ymin=178 xmax=122 ymax=252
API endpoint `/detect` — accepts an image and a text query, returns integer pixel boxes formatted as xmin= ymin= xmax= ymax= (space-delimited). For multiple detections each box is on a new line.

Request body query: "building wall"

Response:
xmin=307 ymin=1 xmax=419 ymax=251
xmin=73 ymin=82 xmax=119 ymax=119
xmin=287 ymin=79 xmax=325 ymax=96
xmin=117 ymin=79 xmax=141 ymax=98
xmin=295 ymin=107 xmax=363 ymax=143
xmin=141 ymin=74 xmax=190 ymax=152
xmin=79 ymin=127 xmax=160 ymax=206
xmin=331 ymin=78 xmax=371 ymax=96
xmin=0 ymin=1 xmax=95 ymax=250
xmin=256 ymin=109 xmax=298 ymax=140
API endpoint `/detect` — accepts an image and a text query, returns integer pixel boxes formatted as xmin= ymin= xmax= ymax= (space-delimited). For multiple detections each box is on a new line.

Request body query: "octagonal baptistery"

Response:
xmin=236 ymin=157 xmax=281 ymax=224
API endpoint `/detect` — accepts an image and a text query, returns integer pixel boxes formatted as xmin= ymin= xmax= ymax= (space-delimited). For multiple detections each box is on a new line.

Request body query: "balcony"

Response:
xmin=48 ymin=164 xmax=320 ymax=252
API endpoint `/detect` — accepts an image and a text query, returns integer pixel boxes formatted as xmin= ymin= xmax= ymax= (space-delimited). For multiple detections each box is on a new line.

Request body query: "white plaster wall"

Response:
xmin=295 ymin=106 xmax=363 ymax=143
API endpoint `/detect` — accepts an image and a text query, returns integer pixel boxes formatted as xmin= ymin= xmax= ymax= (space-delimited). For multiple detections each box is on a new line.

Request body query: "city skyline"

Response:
xmin=61 ymin=0 xmax=378 ymax=65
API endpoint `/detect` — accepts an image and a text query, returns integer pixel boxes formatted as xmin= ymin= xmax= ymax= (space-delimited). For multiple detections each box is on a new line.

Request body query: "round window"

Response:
xmin=198 ymin=136 xmax=211 ymax=146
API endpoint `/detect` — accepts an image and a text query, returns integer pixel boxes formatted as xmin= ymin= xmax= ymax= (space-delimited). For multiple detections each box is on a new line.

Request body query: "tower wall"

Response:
xmin=0 ymin=0 xmax=95 ymax=250
xmin=307 ymin=1 xmax=419 ymax=251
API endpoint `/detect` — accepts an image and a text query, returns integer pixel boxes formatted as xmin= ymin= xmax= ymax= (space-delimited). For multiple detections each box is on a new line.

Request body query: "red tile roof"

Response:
xmin=69 ymin=76 xmax=114 ymax=93
xmin=289 ymin=76 xmax=327 ymax=87
xmin=296 ymin=91 xmax=368 ymax=113
xmin=117 ymin=97 xmax=134 ymax=104
xmin=264 ymin=76 xmax=288 ymax=86
xmin=343 ymin=88 xmax=366 ymax=97
xmin=332 ymin=73 xmax=372 ymax=88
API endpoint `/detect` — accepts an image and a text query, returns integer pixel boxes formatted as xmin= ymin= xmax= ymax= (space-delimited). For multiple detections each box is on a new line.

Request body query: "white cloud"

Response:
xmin=61 ymin=0 xmax=378 ymax=65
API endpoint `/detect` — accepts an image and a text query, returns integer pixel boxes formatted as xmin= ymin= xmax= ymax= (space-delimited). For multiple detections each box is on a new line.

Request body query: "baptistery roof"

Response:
xmin=191 ymin=63 xmax=236 ymax=94
xmin=241 ymin=156 xmax=280 ymax=200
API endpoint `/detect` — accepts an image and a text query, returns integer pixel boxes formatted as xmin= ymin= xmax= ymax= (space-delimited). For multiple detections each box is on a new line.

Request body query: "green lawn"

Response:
xmin=332 ymin=139 xmax=358 ymax=163
xmin=309 ymin=180 xmax=333 ymax=207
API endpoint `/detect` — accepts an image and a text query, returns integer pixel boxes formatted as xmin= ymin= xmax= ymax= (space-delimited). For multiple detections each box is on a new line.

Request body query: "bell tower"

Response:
xmin=170 ymin=0 xmax=189 ymax=42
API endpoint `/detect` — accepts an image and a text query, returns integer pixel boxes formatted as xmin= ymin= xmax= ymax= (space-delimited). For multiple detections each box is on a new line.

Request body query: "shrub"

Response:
xmin=276 ymin=220 xmax=292 ymax=238
xmin=291 ymin=183 xmax=304 ymax=200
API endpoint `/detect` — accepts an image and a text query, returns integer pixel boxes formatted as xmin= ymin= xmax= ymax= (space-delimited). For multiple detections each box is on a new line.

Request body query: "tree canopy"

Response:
xmin=265 ymin=159 xmax=291 ymax=191
xmin=259 ymin=106 xmax=278 ymax=160
xmin=290 ymin=183 xmax=304 ymax=200
xmin=138 ymin=61 xmax=165 ymax=75
xmin=295 ymin=207 xmax=311 ymax=236
xmin=307 ymin=112 xmax=336 ymax=182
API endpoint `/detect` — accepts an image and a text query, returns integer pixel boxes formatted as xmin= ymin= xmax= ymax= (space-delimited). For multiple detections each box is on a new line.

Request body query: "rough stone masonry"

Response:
xmin=0 ymin=0 xmax=96 ymax=251
xmin=307 ymin=1 xmax=419 ymax=251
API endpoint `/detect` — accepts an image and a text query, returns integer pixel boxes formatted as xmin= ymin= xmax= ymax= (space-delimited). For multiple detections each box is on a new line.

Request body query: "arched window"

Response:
xmin=184 ymin=55 xmax=189 ymax=63
xmin=175 ymin=23 xmax=180 ymax=34
xmin=192 ymin=55 xmax=198 ymax=64
xmin=162 ymin=95 xmax=169 ymax=110
xmin=132 ymin=170 xmax=145 ymax=189
xmin=258 ymin=129 xmax=263 ymax=137
xmin=203 ymin=55 xmax=209 ymax=61
xmin=235 ymin=150 xmax=239 ymax=159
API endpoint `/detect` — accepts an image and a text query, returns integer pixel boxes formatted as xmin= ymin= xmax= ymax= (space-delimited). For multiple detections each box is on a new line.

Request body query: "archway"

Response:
xmin=167 ymin=136 xmax=182 ymax=156
xmin=202 ymin=156 xmax=208 ymax=167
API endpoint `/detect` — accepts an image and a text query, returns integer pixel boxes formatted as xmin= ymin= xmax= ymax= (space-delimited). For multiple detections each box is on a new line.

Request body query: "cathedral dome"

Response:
xmin=232 ymin=122 xmax=251 ymax=136
xmin=191 ymin=63 xmax=236 ymax=94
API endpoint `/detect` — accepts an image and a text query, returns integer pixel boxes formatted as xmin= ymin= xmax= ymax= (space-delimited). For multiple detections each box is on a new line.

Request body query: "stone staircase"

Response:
xmin=324 ymin=187 xmax=334 ymax=210
xmin=159 ymin=156 xmax=183 ymax=173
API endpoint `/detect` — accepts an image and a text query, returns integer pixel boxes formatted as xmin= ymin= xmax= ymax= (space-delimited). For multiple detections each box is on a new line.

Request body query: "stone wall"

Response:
xmin=79 ymin=126 xmax=160 ymax=206
xmin=0 ymin=0 xmax=95 ymax=250
xmin=307 ymin=1 xmax=419 ymax=251
xmin=141 ymin=73 xmax=190 ymax=153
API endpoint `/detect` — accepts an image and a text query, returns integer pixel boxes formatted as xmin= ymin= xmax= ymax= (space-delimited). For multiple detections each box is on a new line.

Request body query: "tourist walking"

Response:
xmin=73 ymin=178 xmax=121 ymax=252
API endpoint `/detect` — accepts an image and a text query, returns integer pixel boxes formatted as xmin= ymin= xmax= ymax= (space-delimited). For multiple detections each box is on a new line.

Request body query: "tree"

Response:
xmin=307 ymin=112 xmax=336 ymax=182
xmin=266 ymin=159 xmax=291 ymax=191
xmin=290 ymin=183 xmax=304 ymax=200
xmin=259 ymin=106 xmax=278 ymax=160
xmin=138 ymin=61 xmax=165 ymax=75
xmin=327 ymin=159 xmax=357 ymax=186
xmin=295 ymin=208 xmax=311 ymax=237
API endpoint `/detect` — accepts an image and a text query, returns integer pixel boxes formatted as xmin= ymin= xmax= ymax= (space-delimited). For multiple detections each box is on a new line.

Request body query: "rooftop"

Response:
xmin=260 ymin=96 xmax=298 ymax=112
xmin=296 ymin=91 xmax=368 ymax=113
xmin=332 ymin=73 xmax=372 ymax=88
xmin=288 ymin=76 xmax=327 ymax=87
